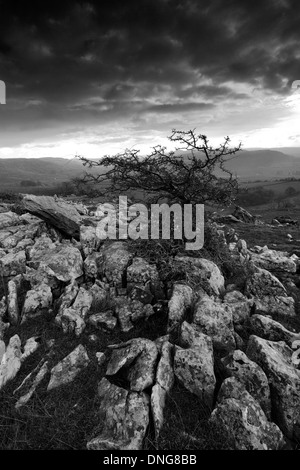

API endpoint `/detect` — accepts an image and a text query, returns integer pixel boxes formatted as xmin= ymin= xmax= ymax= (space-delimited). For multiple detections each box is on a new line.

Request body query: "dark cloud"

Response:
xmin=0 ymin=0 xmax=300 ymax=152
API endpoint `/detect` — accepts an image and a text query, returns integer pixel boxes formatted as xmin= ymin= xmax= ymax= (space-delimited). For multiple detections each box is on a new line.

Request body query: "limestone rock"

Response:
xmin=23 ymin=195 xmax=82 ymax=238
xmin=210 ymin=377 xmax=284 ymax=450
xmin=21 ymin=336 xmax=40 ymax=362
xmin=7 ymin=279 xmax=19 ymax=325
xmin=0 ymin=250 xmax=26 ymax=277
xmin=167 ymin=282 xmax=193 ymax=332
xmin=193 ymin=295 xmax=235 ymax=352
xmin=0 ymin=211 xmax=22 ymax=230
xmin=98 ymin=242 xmax=132 ymax=286
xmin=106 ymin=338 xmax=158 ymax=391
xmin=249 ymin=314 xmax=300 ymax=347
xmin=250 ymin=247 xmax=297 ymax=273
xmin=223 ymin=290 xmax=252 ymax=327
xmin=127 ymin=257 xmax=164 ymax=299
xmin=22 ymin=283 xmax=52 ymax=322
xmin=245 ymin=268 xmax=295 ymax=317
xmin=246 ymin=335 xmax=300 ymax=439
xmin=0 ymin=335 xmax=22 ymax=390
xmin=88 ymin=311 xmax=117 ymax=331
xmin=87 ymin=378 xmax=149 ymax=450
xmin=174 ymin=322 xmax=216 ymax=406
xmin=221 ymin=349 xmax=271 ymax=417
xmin=47 ymin=344 xmax=90 ymax=391
xmin=14 ymin=360 xmax=49 ymax=409
xmin=174 ymin=256 xmax=225 ymax=296
xmin=37 ymin=245 xmax=83 ymax=283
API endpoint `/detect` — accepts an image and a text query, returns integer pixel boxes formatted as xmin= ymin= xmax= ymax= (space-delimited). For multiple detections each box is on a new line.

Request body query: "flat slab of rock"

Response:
xmin=47 ymin=344 xmax=90 ymax=391
xmin=23 ymin=195 xmax=82 ymax=238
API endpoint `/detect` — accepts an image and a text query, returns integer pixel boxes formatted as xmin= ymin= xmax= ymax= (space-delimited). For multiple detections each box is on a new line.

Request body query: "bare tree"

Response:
xmin=77 ymin=129 xmax=241 ymax=206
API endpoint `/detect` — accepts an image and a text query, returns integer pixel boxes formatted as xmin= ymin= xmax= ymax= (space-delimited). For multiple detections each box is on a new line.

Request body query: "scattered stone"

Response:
xmin=0 ymin=211 xmax=22 ymax=230
xmin=232 ymin=206 xmax=256 ymax=224
xmin=250 ymin=247 xmax=297 ymax=273
xmin=14 ymin=361 xmax=49 ymax=409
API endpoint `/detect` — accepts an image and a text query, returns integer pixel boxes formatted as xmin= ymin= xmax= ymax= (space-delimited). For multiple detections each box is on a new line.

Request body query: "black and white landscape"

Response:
xmin=1 ymin=0 xmax=300 ymax=453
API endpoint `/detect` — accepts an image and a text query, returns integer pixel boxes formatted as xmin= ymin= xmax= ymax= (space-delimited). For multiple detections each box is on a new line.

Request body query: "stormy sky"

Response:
xmin=0 ymin=0 xmax=300 ymax=159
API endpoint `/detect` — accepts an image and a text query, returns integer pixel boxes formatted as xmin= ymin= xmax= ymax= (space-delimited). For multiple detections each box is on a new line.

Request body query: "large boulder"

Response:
xmin=246 ymin=335 xmax=300 ymax=439
xmin=210 ymin=377 xmax=284 ymax=450
xmin=174 ymin=321 xmax=216 ymax=406
xmin=23 ymin=195 xmax=82 ymax=238
xmin=87 ymin=378 xmax=149 ymax=450
xmin=193 ymin=295 xmax=235 ymax=352
xmin=232 ymin=206 xmax=256 ymax=223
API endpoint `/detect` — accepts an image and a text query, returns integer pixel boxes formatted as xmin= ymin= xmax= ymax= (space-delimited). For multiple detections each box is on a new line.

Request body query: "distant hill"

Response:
xmin=225 ymin=149 xmax=300 ymax=180
xmin=0 ymin=157 xmax=89 ymax=192
xmin=1 ymin=148 xmax=300 ymax=193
